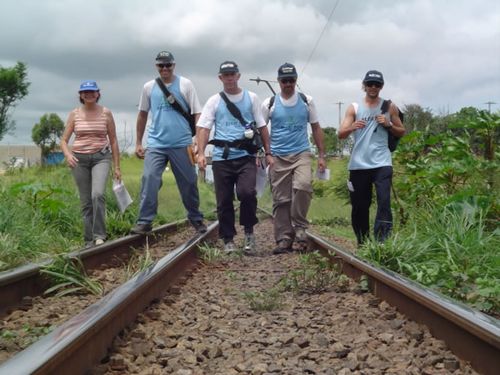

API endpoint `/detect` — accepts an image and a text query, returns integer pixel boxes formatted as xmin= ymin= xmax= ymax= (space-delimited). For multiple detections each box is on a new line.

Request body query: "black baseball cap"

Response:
xmin=277 ymin=63 xmax=298 ymax=79
xmin=156 ymin=51 xmax=175 ymax=64
xmin=219 ymin=61 xmax=239 ymax=74
xmin=363 ymin=70 xmax=384 ymax=84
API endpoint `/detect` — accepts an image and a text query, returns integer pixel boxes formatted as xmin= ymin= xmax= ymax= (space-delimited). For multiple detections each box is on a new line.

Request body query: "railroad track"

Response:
xmin=0 ymin=219 xmax=191 ymax=317
xmin=0 ymin=215 xmax=498 ymax=374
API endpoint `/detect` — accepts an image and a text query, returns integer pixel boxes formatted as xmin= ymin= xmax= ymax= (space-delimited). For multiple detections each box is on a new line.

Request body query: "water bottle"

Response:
xmin=244 ymin=124 xmax=254 ymax=139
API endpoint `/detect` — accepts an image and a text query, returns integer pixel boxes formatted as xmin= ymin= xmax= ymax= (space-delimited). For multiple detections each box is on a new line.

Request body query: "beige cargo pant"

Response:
xmin=269 ymin=152 xmax=313 ymax=243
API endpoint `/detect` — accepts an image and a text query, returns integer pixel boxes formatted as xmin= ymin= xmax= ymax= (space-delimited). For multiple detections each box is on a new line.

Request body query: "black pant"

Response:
xmin=213 ymin=156 xmax=258 ymax=241
xmin=349 ymin=166 xmax=393 ymax=245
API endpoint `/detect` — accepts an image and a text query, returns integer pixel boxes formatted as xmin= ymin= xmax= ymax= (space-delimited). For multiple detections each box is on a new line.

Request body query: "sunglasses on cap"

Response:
xmin=365 ymin=81 xmax=383 ymax=88
xmin=280 ymin=78 xmax=296 ymax=84
xmin=157 ymin=63 xmax=174 ymax=69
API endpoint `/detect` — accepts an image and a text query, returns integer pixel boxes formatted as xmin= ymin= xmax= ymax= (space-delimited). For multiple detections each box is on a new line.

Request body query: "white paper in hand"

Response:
xmin=316 ymin=168 xmax=331 ymax=181
xmin=255 ymin=160 xmax=268 ymax=197
xmin=113 ymin=179 xmax=133 ymax=213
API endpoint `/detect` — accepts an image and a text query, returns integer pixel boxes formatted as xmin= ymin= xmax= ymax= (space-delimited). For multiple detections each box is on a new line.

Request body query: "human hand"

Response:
xmin=197 ymin=154 xmax=207 ymax=170
xmin=114 ymin=168 xmax=122 ymax=181
xmin=317 ymin=157 xmax=326 ymax=172
xmin=376 ymin=115 xmax=389 ymax=127
xmin=65 ymin=153 xmax=78 ymax=168
xmin=351 ymin=119 xmax=366 ymax=132
xmin=135 ymin=145 xmax=145 ymax=159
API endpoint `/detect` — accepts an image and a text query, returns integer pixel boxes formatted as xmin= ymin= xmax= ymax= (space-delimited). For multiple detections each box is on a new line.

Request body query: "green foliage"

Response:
xmin=125 ymin=249 xmax=154 ymax=279
xmin=279 ymin=251 xmax=343 ymax=294
xmin=32 ymin=113 xmax=65 ymax=158
xmin=313 ymin=127 xmax=339 ymax=156
xmin=40 ymin=255 xmax=103 ymax=297
xmin=0 ymin=62 xmax=30 ymax=140
xmin=241 ymin=288 xmax=283 ymax=311
xmin=197 ymin=243 xmax=226 ymax=263
xmin=358 ymin=202 xmax=499 ymax=315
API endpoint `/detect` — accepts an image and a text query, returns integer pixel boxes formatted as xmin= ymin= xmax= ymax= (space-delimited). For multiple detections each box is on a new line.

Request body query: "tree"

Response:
xmin=401 ymin=104 xmax=434 ymax=133
xmin=0 ymin=62 xmax=30 ymax=140
xmin=32 ymin=113 xmax=65 ymax=158
xmin=310 ymin=126 xmax=339 ymax=156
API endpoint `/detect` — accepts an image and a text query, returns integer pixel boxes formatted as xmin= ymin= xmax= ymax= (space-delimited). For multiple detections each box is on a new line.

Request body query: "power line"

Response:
xmin=301 ymin=0 xmax=341 ymax=76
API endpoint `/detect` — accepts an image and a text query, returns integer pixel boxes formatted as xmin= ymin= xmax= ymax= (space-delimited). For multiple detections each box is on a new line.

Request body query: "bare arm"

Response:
xmin=196 ymin=127 xmax=211 ymax=170
xmin=135 ymin=110 xmax=148 ymax=159
xmin=105 ymin=108 xmax=121 ymax=180
xmin=60 ymin=110 xmax=78 ymax=168
xmin=338 ymin=105 xmax=365 ymax=139
xmin=388 ymin=103 xmax=405 ymax=137
xmin=311 ymin=122 xmax=326 ymax=172
xmin=258 ymin=125 xmax=274 ymax=167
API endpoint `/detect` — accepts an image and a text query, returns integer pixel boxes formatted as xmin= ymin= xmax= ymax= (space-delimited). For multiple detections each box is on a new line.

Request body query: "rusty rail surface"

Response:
xmin=308 ymin=232 xmax=500 ymax=375
xmin=0 ymin=220 xmax=187 ymax=317
xmin=0 ymin=222 xmax=217 ymax=375
xmin=1 ymin=214 xmax=498 ymax=374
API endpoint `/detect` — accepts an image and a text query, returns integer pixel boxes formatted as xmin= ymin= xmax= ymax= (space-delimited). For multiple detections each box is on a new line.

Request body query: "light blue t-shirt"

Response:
xmin=212 ymin=90 xmax=255 ymax=161
xmin=348 ymin=98 xmax=392 ymax=170
xmin=148 ymin=77 xmax=192 ymax=149
xmin=270 ymin=95 xmax=310 ymax=156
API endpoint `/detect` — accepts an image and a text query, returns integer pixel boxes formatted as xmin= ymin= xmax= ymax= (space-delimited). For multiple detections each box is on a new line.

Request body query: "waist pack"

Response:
xmin=209 ymin=92 xmax=263 ymax=159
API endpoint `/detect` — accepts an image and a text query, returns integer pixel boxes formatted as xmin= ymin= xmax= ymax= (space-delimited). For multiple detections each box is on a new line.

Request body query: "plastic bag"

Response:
xmin=113 ymin=179 xmax=133 ymax=213
xmin=255 ymin=159 xmax=268 ymax=197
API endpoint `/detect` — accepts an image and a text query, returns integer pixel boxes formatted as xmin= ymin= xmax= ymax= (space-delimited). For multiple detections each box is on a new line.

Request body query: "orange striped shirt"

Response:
xmin=72 ymin=108 xmax=109 ymax=154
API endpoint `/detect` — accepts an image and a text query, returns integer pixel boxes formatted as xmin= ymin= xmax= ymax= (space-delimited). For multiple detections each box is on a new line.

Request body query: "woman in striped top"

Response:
xmin=61 ymin=80 xmax=121 ymax=248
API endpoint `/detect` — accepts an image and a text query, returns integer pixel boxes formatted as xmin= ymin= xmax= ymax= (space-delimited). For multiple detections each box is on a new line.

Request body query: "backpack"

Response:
xmin=268 ymin=92 xmax=309 ymax=111
xmin=380 ymin=99 xmax=404 ymax=152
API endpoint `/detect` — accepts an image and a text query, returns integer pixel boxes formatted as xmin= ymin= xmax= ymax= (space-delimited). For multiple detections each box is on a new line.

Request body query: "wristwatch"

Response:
xmin=265 ymin=152 xmax=273 ymax=156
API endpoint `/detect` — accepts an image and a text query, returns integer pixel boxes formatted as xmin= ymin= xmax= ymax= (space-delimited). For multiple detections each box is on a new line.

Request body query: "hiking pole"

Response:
xmin=250 ymin=77 xmax=276 ymax=95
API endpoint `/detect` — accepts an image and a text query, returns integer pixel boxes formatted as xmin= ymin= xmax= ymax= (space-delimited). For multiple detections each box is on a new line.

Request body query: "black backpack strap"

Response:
xmin=155 ymin=78 xmax=195 ymax=136
xmin=380 ymin=99 xmax=391 ymax=114
xmin=219 ymin=92 xmax=247 ymax=127
xmin=298 ymin=92 xmax=309 ymax=105
xmin=267 ymin=95 xmax=276 ymax=110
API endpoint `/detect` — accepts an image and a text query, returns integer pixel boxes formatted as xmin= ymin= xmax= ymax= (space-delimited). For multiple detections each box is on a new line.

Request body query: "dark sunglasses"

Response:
xmin=365 ymin=81 xmax=382 ymax=88
xmin=280 ymin=78 xmax=296 ymax=84
xmin=157 ymin=63 xmax=174 ymax=69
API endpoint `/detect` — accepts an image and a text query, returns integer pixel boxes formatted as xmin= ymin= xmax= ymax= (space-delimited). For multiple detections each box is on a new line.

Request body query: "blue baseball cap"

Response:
xmin=79 ymin=80 xmax=99 ymax=92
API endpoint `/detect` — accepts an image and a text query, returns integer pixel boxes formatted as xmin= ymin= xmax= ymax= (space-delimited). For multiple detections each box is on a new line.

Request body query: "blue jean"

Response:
xmin=71 ymin=149 xmax=112 ymax=242
xmin=137 ymin=147 xmax=203 ymax=224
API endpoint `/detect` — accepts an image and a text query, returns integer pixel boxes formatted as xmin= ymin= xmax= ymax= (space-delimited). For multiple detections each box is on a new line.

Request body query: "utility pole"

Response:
xmin=484 ymin=101 xmax=496 ymax=113
xmin=250 ymin=77 xmax=276 ymax=95
xmin=334 ymin=101 xmax=344 ymax=127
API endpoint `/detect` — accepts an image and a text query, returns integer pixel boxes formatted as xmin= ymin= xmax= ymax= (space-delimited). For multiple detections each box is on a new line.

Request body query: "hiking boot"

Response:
xmin=224 ymin=241 xmax=237 ymax=253
xmin=190 ymin=219 xmax=207 ymax=234
xmin=295 ymin=227 xmax=308 ymax=252
xmin=272 ymin=239 xmax=292 ymax=255
xmin=243 ymin=233 xmax=256 ymax=254
xmin=130 ymin=223 xmax=152 ymax=235
xmin=95 ymin=239 xmax=105 ymax=246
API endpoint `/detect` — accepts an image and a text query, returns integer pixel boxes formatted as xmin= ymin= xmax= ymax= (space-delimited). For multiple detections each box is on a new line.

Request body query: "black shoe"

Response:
xmin=190 ymin=220 xmax=207 ymax=234
xmin=272 ymin=239 xmax=293 ymax=255
xmin=130 ymin=223 xmax=152 ymax=235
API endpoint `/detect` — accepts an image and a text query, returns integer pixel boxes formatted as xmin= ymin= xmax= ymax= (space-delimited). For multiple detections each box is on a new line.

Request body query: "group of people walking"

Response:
xmin=61 ymin=50 xmax=404 ymax=252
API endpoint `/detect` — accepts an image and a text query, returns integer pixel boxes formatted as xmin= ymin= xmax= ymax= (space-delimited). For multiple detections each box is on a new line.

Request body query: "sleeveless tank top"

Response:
xmin=72 ymin=107 xmax=109 ymax=154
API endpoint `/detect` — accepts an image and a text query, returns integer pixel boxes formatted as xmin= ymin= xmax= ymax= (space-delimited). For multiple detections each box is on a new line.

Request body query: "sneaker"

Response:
xmin=224 ymin=241 xmax=237 ymax=253
xmin=243 ymin=233 xmax=256 ymax=254
xmin=295 ymin=227 xmax=308 ymax=252
xmin=272 ymin=239 xmax=292 ymax=255
xmin=190 ymin=219 xmax=207 ymax=234
xmin=95 ymin=239 xmax=105 ymax=246
xmin=130 ymin=223 xmax=152 ymax=235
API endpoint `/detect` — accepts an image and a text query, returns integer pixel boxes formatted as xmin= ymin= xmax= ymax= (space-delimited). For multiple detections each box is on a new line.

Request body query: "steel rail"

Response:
xmin=0 ymin=219 xmax=187 ymax=317
xmin=0 ymin=222 xmax=217 ymax=375
xmin=308 ymin=231 xmax=500 ymax=375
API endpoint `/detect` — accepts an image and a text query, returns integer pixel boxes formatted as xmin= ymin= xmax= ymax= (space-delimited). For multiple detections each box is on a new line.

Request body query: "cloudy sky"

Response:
xmin=1 ymin=0 xmax=499 ymax=148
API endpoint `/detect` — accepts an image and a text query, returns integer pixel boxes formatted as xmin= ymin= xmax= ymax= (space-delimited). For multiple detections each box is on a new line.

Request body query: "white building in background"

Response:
xmin=0 ymin=145 xmax=41 ymax=170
